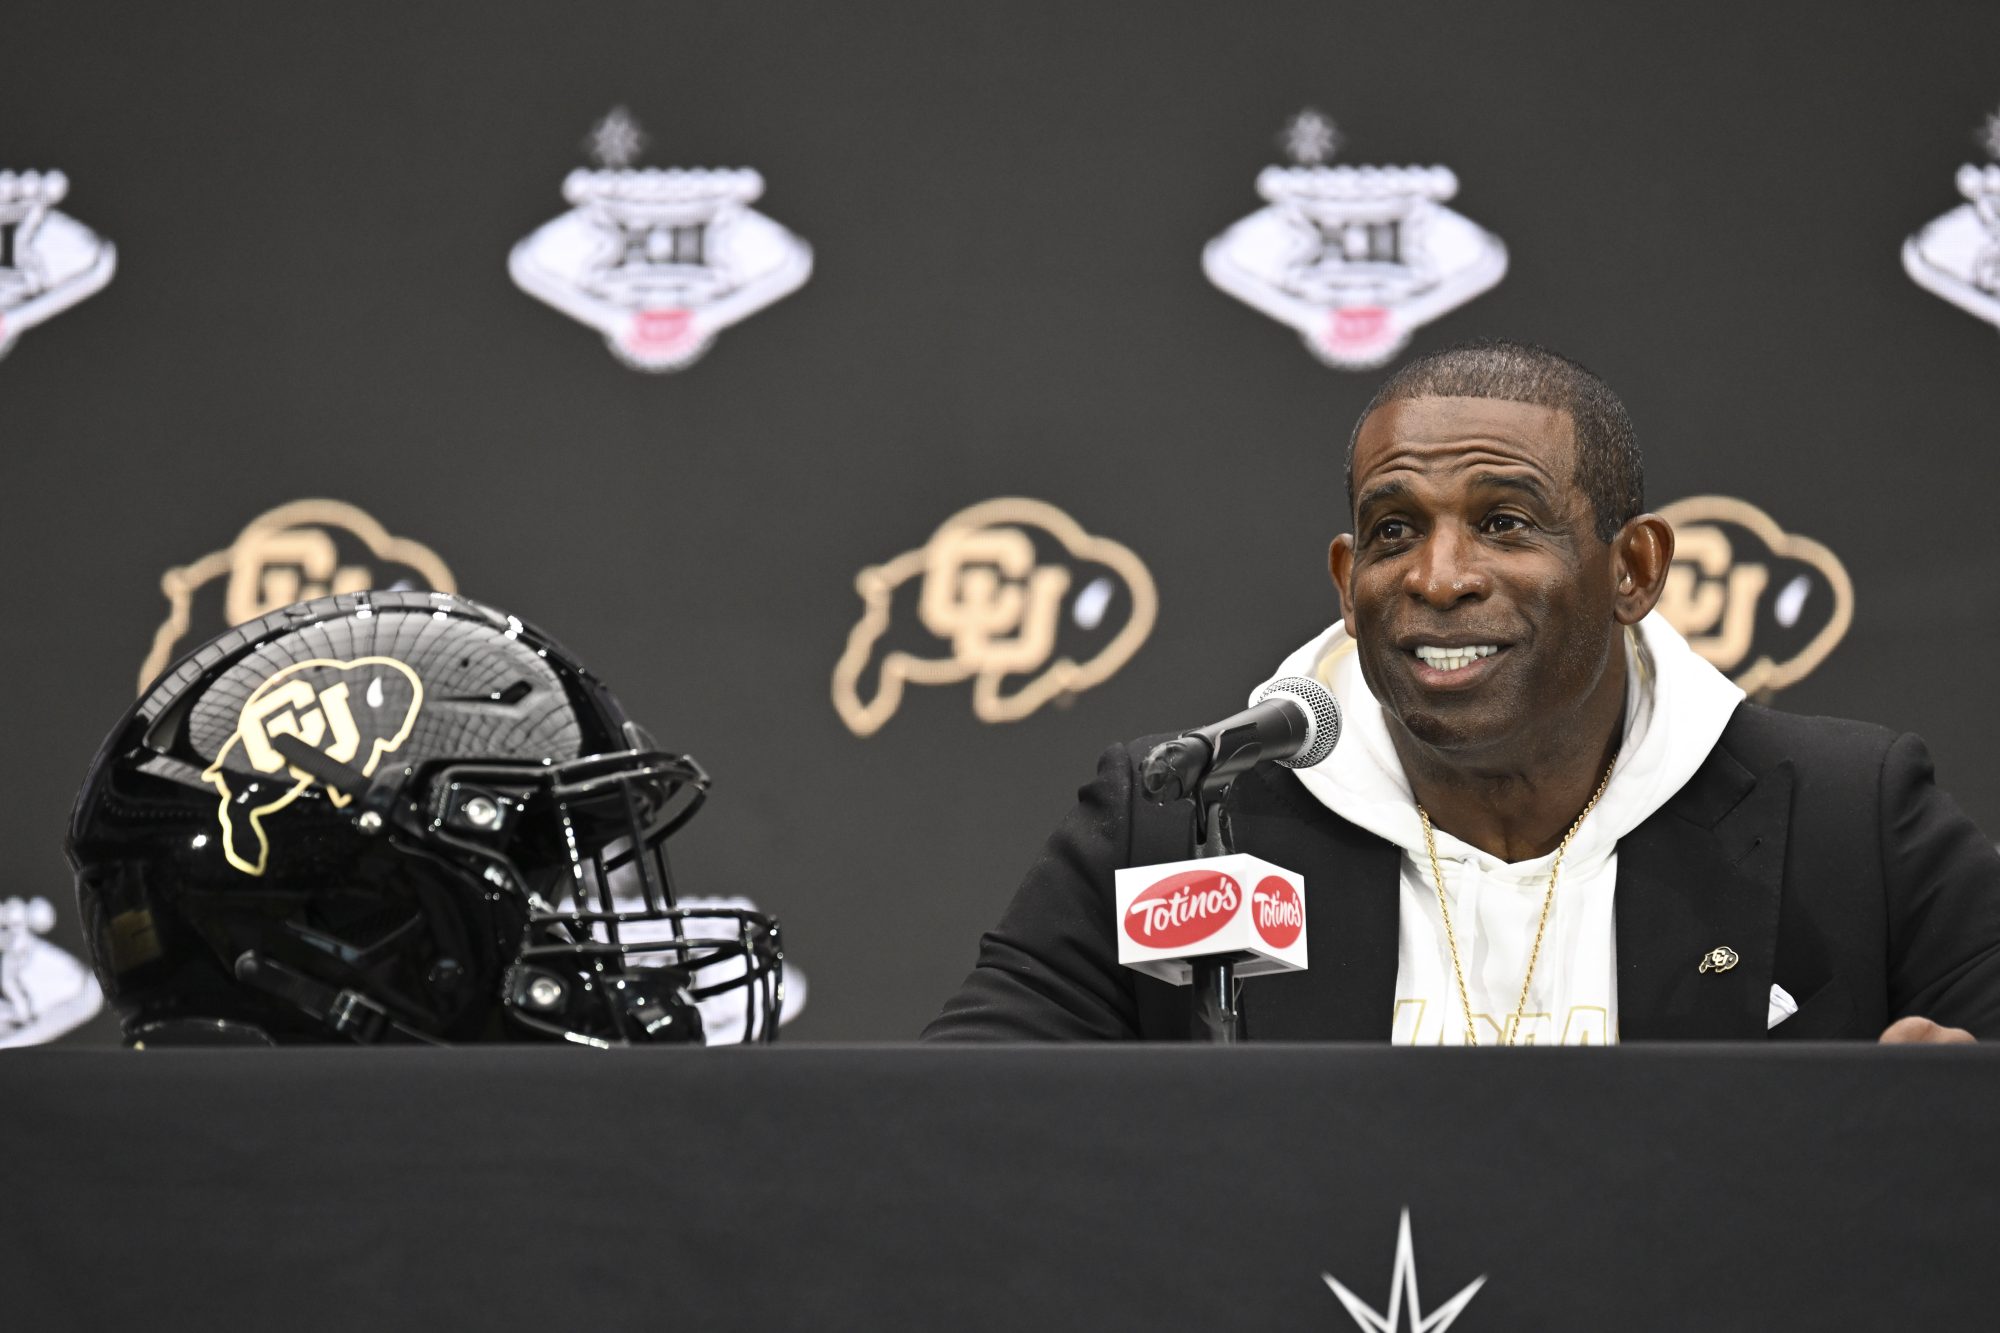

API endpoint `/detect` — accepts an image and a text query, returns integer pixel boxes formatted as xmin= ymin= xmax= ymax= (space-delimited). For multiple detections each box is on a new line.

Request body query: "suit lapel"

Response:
xmin=1229 ymin=767 xmax=1402 ymax=1040
xmin=1615 ymin=745 xmax=1792 ymax=1040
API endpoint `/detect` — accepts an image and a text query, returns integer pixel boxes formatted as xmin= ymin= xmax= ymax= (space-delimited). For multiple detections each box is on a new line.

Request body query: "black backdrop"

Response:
xmin=6 ymin=0 xmax=2000 ymax=1044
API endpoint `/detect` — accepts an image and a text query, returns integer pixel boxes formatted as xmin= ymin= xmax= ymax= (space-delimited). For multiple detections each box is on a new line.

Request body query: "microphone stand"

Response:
xmin=1142 ymin=683 xmax=1337 ymax=1046
xmin=1187 ymin=782 xmax=1245 ymax=1045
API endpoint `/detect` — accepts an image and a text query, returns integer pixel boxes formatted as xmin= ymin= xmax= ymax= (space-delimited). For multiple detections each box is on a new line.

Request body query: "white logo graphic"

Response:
xmin=510 ymin=108 xmax=813 ymax=371
xmin=0 ymin=170 xmax=117 ymax=361
xmin=0 ymin=896 xmax=104 ymax=1048
xmin=1323 ymin=1210 xmax=1486 ymax=1333
xmin=1204 ymin=110 xmax=1506 ymax=370
xmin=1905 ymin=108 xmax=2000 ymax=329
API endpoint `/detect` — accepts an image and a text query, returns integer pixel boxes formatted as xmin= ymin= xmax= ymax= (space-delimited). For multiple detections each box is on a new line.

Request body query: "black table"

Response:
xmin=7 ymin=1046 xmax=1995 ymax=1330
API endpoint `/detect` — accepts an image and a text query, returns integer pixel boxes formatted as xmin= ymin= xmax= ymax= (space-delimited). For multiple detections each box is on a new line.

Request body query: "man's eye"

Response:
xmin=1484 ymin=514 xmax=1530 ymax=534
xmin=1372 ymin=520 xmax=1412 ymax=542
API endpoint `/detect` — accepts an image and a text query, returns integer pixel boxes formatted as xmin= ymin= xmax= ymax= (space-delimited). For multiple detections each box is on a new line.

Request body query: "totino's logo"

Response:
xmin=510 ymin=108 xmax=812 ymax=371
xmin=141 ymin=499 xmax=455 ymax=691
xmin=201 ymin=658 xmax=424 ymax=876
xmin=1124 ymin=870 xmax=1240 ymax=950
xmin=831 ymin=498 xmax=1157 ymax=736
xmin=1203 ymin=110 xmax=1506 ymax=370
xmin=1656 ymin=496 xmax=1853 ymax=696
xmin=0 ymin=169 xmax=116 ymax=362
xmin=1251 ymin=876 xmax=1304 ymax=949
xmin=1904 ymin=106 xmax=2000 ymax=329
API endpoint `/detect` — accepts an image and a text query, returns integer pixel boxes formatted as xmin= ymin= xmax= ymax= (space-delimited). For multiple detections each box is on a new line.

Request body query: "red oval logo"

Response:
xmin=1124 ymin=870 xmax=1240 ymax=949
xmin=1251 ymin=876 xmax=1303 ymax=949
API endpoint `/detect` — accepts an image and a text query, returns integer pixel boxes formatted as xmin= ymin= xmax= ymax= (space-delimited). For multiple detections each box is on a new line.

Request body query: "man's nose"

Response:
xmin=1404 ymin=525 xmax=1490 ymax=608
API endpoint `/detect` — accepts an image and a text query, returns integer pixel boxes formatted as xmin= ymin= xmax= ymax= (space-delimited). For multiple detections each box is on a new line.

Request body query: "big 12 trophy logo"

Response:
xmin=0 ymin=169 xmax=116 ymax=361
xmin=1204 ymin=110 xmax=1507 ymax=370
xmin=1905 ymin=107 xmax=2000 ymax=330
xmin=511 ymin=108 xmax=813 ymax=371
xmin=0 ymin=895 xmax=102 ymax=1048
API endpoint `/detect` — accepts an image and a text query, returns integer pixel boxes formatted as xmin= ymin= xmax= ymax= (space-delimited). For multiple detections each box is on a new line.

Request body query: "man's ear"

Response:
xmin=1611 ymin=514 xmax=1674 ymax=625
xmin=1329 ymin=534 xmax=1355 ymax=628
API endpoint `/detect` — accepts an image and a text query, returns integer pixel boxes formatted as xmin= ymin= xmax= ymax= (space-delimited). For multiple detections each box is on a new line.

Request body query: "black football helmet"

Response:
xmin=68 ymin=590 xmax=783 ymax=1047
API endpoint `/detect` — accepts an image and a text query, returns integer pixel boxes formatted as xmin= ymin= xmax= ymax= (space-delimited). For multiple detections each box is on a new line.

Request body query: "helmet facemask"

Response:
xmin=417 ymin=750 xmax=784 ymax=1047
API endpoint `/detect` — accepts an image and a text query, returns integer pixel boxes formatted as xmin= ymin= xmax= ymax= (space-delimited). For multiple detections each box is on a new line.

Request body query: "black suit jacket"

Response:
xmin=924 ymin=705 xmax=2000 ymax=1041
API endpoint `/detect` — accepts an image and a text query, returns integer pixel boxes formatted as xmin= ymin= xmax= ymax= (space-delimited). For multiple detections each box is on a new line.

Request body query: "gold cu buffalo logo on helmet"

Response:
xmin=1657 ymin=496 xmax=1854 ymax=696
xmin=832 ymin=498 xmax=1157 ymax=736
xmin=201 ymin=658 xmax=424 ymax=876
xmin=140 ymin=499 xmax=455 ymax=691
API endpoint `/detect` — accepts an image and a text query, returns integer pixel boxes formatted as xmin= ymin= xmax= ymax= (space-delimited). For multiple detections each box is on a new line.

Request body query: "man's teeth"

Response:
xmin=1414 ymin=645 xmax=1499 ymax=672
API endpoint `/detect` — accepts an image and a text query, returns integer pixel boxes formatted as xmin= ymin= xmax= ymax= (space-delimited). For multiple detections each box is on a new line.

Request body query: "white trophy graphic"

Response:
xmin=0 ymin=896 xmax=103 ymax=1048
xmin=0 ymin=170 xmax=117 ymax=362
xmin=1904 ymin=109 xmax=2000 ymax=331
xmin=510 ymin=108 xmax=813 ymax=372
xmin=1203 ymin=110 xmax=1507 ymax=370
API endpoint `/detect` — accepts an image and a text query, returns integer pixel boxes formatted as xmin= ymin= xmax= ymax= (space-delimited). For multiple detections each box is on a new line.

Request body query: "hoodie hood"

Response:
xmin=1255 ymin=611 xmax=1744 ymax=872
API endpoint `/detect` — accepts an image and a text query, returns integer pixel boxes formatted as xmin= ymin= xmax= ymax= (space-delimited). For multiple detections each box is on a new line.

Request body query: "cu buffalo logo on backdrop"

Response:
xmin=1204 ymin=110 xmax=1507 ymax=370
xmin=201 ymin=656 xmax=425 ymax=876
xmin=832 ymin=498 xmax=1157 ymax=736
xmin=141 ymin=499 xmax=456 ymax=690
xmin=1904 ymin=107 xmax=2000 ymax=329
xmin=0 ymin=169 xmax=115 ymax=360
xmin=510 ymin=108 xmax=813 ymax=371
xmin=1655 ymin=496 xmax=1853 ymax=697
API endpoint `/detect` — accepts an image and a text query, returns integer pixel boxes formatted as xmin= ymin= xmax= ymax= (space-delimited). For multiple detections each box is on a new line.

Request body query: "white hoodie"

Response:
xmin=1254 ymin=612 xmax=1743 ymax=1044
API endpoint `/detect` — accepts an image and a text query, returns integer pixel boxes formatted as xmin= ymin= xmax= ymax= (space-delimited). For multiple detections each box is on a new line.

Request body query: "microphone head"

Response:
xmin=1251 ymin=675 xmax=1341 ymax=768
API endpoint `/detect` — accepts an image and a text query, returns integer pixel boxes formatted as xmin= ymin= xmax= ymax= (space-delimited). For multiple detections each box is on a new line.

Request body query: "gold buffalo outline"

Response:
xmin=141 ymin=499 xmax=455 ymax=692
xmin=201 ymin=656 xmax=425 ymax=877
xmin=1658 ymin=495 xmax=1854 ymax=695
xmin=831 ymin=498 xmax=1158 ymax=737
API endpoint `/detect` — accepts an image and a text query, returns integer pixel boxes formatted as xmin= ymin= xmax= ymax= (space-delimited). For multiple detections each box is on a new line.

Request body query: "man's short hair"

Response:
xmin=1348 ymin=340 xmax=1644 ymax=542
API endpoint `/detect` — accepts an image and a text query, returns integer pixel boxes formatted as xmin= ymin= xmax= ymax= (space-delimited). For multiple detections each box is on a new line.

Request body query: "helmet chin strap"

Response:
xmin=231 ymin=951 xmax=445 ymax=1045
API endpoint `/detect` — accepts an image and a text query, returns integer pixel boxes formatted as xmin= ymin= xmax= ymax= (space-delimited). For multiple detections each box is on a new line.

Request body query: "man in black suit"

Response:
xmin=926 ymin=342 xmax=2000 ymax=1044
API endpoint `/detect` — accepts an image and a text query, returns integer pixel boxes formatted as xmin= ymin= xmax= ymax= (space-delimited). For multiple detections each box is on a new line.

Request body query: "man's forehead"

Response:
xmin=1354 ymin=396 xmax=1576 ymax=485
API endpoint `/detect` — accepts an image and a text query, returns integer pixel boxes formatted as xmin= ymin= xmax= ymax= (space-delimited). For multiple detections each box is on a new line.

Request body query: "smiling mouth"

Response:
xmin=1411 ymin=644 xmax=1502 ymax=673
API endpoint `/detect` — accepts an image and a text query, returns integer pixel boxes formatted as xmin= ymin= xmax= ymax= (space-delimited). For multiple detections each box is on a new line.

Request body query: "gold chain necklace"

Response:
xmin=1416 ymin=756 xmax=1617 ymax=1047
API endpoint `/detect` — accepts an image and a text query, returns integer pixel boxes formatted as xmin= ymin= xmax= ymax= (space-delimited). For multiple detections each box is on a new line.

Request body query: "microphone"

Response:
xmin=1140 ymin=675 xmax=1342 ymax=803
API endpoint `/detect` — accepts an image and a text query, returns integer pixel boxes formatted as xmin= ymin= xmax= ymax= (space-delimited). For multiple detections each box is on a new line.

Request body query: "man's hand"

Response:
xmin=1879 ymin=1016 xmax=1977 ymax=1044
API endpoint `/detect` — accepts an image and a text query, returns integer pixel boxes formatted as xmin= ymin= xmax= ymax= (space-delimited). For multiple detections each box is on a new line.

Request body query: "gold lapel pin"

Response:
xmin=1699 ymin=946 xmax=1740 ymax=974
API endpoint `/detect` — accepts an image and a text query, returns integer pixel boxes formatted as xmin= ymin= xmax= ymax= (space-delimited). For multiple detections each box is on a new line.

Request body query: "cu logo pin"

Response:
xmin=1698 ymin=946 xmax=1741 ymax=974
